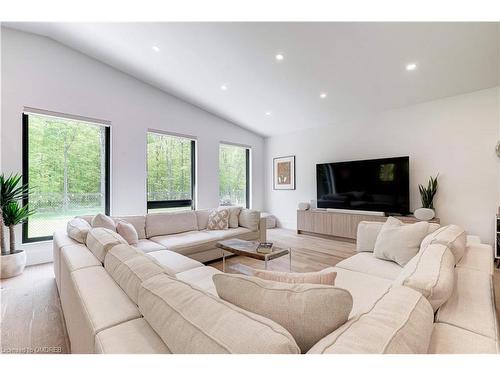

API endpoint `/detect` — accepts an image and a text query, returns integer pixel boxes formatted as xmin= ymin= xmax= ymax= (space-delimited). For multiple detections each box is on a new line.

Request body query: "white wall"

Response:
xmin=1 ymin=27 xmax=265 ymax=264
xmin=265 ymin=87 xmax=500 ymax=244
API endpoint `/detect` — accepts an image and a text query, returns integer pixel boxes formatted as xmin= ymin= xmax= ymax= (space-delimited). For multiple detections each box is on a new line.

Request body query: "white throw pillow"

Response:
xmin=206 ymin=209 xmax=229 ymax=230
xmin=116 ymin=220 xmax=139 ymax=245
xmin=218 ymin=206 xmax=242 ymax=228
xmin=66 ymin=217 xmax=91 ymax=243
xmin=373 ymin=217 xmax=430 ymax=266
xmin=91 ymin=213 xmax=116 ymax=231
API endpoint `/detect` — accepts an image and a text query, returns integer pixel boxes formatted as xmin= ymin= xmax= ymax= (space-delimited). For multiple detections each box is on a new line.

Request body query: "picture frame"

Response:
xmin=273 ymin=155 xmax=295 ymax=190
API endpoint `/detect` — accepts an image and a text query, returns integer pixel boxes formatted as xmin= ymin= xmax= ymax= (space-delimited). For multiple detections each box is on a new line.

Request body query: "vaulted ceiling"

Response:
xmin=7 ymin=22 xmax=500 ymax=136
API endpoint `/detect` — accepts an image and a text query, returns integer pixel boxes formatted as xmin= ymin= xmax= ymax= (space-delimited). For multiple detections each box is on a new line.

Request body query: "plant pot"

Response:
xmin=414 ymin=208 xmax=435 ymax=221
xmin=1 ymin=250 xmax=27 ymax=279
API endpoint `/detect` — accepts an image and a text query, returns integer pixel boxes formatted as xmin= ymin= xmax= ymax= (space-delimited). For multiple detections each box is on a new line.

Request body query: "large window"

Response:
xmin=22 ymin=112 xmax=110 ymax=242
xmin=219 ymin=143 xmax=250 ymax=208
xmin=147 ymin=132 xmax=195 ymax=212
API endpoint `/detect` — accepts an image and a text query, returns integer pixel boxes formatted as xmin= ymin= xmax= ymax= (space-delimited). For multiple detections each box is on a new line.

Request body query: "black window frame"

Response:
xmin=219 ymin=143 xmax=251 ymax=209
xmin=22 ymin=112 xmax=111 ymax=243
xmin=146 ymin=132 xmax=196 ymax=212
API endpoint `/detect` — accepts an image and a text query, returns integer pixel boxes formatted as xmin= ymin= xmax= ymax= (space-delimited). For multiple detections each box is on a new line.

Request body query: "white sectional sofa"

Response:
xmin=52 ymin=212 xmax=499 ymax=354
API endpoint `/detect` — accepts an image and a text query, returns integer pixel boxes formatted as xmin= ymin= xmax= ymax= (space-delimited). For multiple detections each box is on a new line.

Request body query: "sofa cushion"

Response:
xmin=66 ymin=218 xmax=91 ymax=243
xmin=116 ymin=220 xmax=139 ymax=245
xmin=239 ymin=209 xmax=260 ymax=231
xmin=151 ymin=230 xmax=221 ymax=249
xmin=138 ymin=274 xmax=300 ymax=354
xmin=457 ymin=243 xmax=494 ymax=275
xmin=95 ymin=318 xmax=170 ymax=354
xmin=213 ymin=273 xmax=352 ymax=353
xmin=335 ymin=252 xmax=402 ymax=280
xmin=357 ymin=220 xmax=440 ymax=253
xmin=207 ymin=208 xmax=229 ymax=230
xmin=219 ymin=206 xmax=242 ymax=228
xmin=69 ymin=267 xmax=142 ymax=353
xmin=91 ymin=213 xmax=116 ymax=231
xmin=86 ymin=227 xmax=128 ymax=262
xmin=251 ymin=268 xmax=337 ymax=285
xmin=428 ymin=323 xmax=498 ymax=354
xmin=146 ymin=249 xmax=203 ymax=274
xmin=327 ymin=267 xmax=393 ymax=318
xmin=195 ymin=209 xmax=212 ymax=230
xmin=394 ymin=243 xmax=455 ymax=311
xmin=420 ymin=224 xmax=466 ymax=264
xmin=307 ymin=287 xmax=434 ymax=354
xmin=205 ymin=227 xmax=252 ymax=239
xmin=175 ymin=266 xmax=222 ymax=295
xmin=435 ymin=267 xmax=498 ymax=340
xmin=146 ymin=211 xmax=198 ymax=237
xmin=132 ymin=239 xmax=166 ymax=253
xmin=61 ymin=244 xmax=101 ymax=273
xmin=374 ymin=217 xmax=429 ymax=266
xmin=113 ymin=215 xmax=147 ymax=239
xmin=104 ymin=244 xmax=165 ymax=304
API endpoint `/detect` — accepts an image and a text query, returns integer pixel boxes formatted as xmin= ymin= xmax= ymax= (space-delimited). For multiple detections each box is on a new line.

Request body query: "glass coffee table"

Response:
xmin=216 ymin=238 xmax=291 ymax=272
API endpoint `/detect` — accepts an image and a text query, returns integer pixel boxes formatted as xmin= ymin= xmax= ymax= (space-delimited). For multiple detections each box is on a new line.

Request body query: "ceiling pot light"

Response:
xmin=265 ymin=111 xmax=272 ymax=116
xmin=152 ymin=45 xmax=160 ymax=52
xmin=275 ymin=53 xmax=284 ymax=61
xmin=320 ymin=92 xmax=328 ymax=99
xmin=406 ymin=63 xmax=417 ymax=71
xmin=220 ymin=84 xmax=228 ymax=91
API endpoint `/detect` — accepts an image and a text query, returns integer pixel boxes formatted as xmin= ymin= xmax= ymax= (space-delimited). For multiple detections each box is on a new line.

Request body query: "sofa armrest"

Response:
xmin=259 ymin=217 xmax=267 ymax=242
xmin=356 ymin=221 xmax=384 ymax=252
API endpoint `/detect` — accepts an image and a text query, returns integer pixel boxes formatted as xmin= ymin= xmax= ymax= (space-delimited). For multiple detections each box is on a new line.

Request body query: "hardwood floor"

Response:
xmin=1 ymin=228 xmax=499 ymax=354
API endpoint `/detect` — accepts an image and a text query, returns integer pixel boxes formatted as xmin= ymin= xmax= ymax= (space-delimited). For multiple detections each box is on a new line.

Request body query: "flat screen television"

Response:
xmin=316 ymin=156 xmax=409 ymax=215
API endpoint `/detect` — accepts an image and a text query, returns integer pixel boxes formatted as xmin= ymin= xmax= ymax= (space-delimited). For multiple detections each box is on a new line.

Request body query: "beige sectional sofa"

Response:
xmin=52 ymin=212 xmax=499 ymax=354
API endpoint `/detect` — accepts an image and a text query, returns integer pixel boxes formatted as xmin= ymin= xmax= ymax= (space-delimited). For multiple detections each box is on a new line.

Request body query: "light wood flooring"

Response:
xmin=1 ymin=228 xmax=499 ymax=354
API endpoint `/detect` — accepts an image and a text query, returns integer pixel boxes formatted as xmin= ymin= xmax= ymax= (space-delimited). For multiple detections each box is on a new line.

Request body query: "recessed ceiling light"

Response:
xmin=152 ymin=45 xmax=160 ymax=52
xmin=265 ymin=111 xmax=272 ymax=116
xmin=406 ymin=63 xmax=417 ymax=71
xmin=275 ymin=53 xmax=284 ymax=61
xmin=320 ymin=92 xmax=328 ymax=99
xmin=220 ymin=84 xmax=228 ymax=91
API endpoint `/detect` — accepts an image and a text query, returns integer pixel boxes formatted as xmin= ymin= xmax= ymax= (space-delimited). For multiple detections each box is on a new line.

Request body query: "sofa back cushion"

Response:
xmin=357 ymin=220 xmax=440 ymax=253
xmin=420 ymin=224 xmax=466 ymax=264
xmin=138 ymin=274 xmax=300 ymax=354
xmin=104 ymin=244 xmax=165 ymax=304
xmin=113 ymin=215 xmax=147 ymax=240
xmin=67 ymin=218 xmax=91 ymax=244
xmin=213 ymin=273 xmax=352 ymax=353
xmin=195 ymin=209 xmax=212 ymax=230
xmin=86 ymin=227 xmax=128 ymax=262
xmin=238 ymin=209 xmax=260 ymax=231
xmin=116 ymin=220 xmax=139 ymax=245
xmin=374 ymin=217 xmax=430 ymax=266
xmin=307 ymin=287 xmax=434 ymax=354
xmin=91 ymin=213 xmax=117 ymax=231
xmin=393 ymin=243 xmax=455 ymax=311
xmin=219 ymin=206 xmax=242 ymax=228
xmin=145 ymin=211 xmax=198 ymax=238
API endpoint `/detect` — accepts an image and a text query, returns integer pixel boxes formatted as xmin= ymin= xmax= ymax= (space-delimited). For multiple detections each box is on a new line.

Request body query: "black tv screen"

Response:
xmin=316 ymin=156 xmax=409 ymax=215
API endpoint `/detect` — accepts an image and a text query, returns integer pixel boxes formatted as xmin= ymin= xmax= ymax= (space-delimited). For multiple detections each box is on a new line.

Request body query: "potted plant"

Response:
xmin=415 ymin=174 xmax=438 ymax=221
xmin=0 ymin=174 xmax=34 ymax=279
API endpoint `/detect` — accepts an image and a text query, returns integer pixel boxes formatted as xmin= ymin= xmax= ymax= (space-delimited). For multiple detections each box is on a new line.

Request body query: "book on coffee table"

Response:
xmin=256 ymin=242 xmax=273 ymax=254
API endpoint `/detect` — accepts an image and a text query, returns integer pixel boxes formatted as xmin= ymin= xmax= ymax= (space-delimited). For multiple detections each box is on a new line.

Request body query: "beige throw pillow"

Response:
xmin=213 ymin=273 xmax=352 ymax=353
xmin=66 ymin=217 xmax=91 ymax=243
xmin=218 ymin=206 xmax=242 ymax=228
xmin=374 ymin=217 xmax=429 ymax=266
xmin=91 ymin=213 xmax=116 ymax=231
xmin=206 ymin=209 xmax=229 ymax=230
xmin=252 ymin=269 xmax=337 ymax=285
xmin=116 ymin=220 xmax=139 ymax=245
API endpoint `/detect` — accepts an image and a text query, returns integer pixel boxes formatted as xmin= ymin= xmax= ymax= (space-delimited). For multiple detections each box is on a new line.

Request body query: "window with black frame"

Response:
xmin=22 ymin=111 xmax=110 ymax=243
xmin=147 ymin=131 xmax=196 ymax=213
xmin=219 ymin=143 xmax=250 ymax=208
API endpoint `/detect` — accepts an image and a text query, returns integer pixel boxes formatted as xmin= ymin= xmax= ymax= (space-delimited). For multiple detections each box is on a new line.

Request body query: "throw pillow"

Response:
xmin=252 ymin=269 xmax=337 ymax=285
xmin=66 ymin=217 xmax=91 ymax=243
xmin=213 ymin=273 xmax=352 ymax=353
xmin=206 ymin=209 xmax=229 ymax=230
xmin=238 ymin=209 xmax=260 ymax=231
xmin=91 ymin=213 xmax=116 ymax=231
xmin=218 ymin=206 xmax=242 ymax=228
xmin=116 ymin=220 xmax=139 ymax=245
xmin=374 ymin=217 xmax=430 ymax=266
